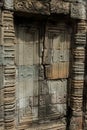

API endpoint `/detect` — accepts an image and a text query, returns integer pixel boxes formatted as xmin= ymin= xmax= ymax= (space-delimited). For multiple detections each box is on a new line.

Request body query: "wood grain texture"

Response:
xmin=15 ymin=25 xmax=40 ymax=125
xmin=45 ymin=62 xmax=69 ymax=79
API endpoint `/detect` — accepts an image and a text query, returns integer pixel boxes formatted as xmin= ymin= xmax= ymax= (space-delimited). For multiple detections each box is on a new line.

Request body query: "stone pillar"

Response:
xmin=2 ymin=11 xmax=16 ymax=130
xmin=70 ymin=20 xmax=86 ymax=130
xmin=0 ymin=9 xmax=4 ymax=130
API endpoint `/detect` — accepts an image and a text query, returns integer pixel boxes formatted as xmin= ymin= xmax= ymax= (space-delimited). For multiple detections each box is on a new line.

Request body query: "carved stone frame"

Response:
xmin=0 ymin=0 xmax=87 ymax=130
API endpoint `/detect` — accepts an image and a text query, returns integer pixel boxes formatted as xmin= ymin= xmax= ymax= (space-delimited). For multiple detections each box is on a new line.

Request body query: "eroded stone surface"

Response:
xmin=14 ymin=0 xmax=50 ymax=14
xmin=71 ymin=2 xmax=86 ymax=19
xmin=50 ymin=0 xmax=69 ymax=14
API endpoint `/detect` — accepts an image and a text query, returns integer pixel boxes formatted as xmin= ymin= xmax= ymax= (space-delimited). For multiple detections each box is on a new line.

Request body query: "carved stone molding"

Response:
xmin=14 ymin=0 xmax=50 ymax=14
xmin=4 ymin=0 xmax=13 ymax=10
xmin=14 ymin=0 xmax=87 ymax=21
xmin=51 ymin=0 xmax=69 ymax=14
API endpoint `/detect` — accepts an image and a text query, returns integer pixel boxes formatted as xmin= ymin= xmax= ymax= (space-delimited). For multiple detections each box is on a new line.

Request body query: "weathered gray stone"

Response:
xmin=51 ymin=0 xmax=69 ymax=14
xmin=14 ymin=0 xmax=50 ymax=15
xmin=71 ymin=2 xmax=86 ymax=19
xmin=4 ymin=0 xmax=14 ymax=10
xmin=70 ymin=116 xmax=83 ymax=130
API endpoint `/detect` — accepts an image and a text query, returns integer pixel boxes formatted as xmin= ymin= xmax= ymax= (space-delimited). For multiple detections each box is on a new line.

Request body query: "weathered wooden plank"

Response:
xmin=43 ymin=29 xmax=70 ymax=85
xmin=45 ymin=62 xmax=69 ymax=79
xmin=15 ymin=25 xmax=40 ymax=124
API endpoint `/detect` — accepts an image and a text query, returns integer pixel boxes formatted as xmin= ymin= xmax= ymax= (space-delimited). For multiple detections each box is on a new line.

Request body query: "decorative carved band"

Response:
xmin=70 ymin=21 xmax=86 ymax=130
xmin=14 ymin=0 xmax=70 ymax=15
xmin=2 ymin=11 xmax=16 ymax=130
xmin=14 ymin=0 xmax=50 ymax=14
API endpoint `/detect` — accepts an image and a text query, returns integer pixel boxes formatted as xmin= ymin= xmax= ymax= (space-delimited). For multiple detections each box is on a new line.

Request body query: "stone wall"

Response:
xmin=0 ymin=0 xmax=87 ymax=130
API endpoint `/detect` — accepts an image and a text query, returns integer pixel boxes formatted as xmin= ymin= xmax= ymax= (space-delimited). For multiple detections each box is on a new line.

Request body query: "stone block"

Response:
xmin=70 ymin=116 xmax=83 ymax=130
xmin=51 ymin=0 xmax=69 ymax=14
xmin=4 ymin=0 xmax=14 ymax=10
xmin=71 ymin=2 xmax=86 ymax=19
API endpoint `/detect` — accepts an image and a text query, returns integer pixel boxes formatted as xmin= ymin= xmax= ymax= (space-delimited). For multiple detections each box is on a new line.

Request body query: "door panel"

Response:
xmin=15 ymin=22 xmax=71 ymax=128
xmin=15 ymin=26 xmax=39 ymax=121
xmin=43 ymin=28 xmax=70 ymax=79
xmin=39 ymin=24 xmax=71 ymax=120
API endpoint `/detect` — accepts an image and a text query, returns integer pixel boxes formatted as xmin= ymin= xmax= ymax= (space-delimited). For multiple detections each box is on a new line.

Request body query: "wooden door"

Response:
xmin=15 ymin=22 xmax=71 ymax=127
xmin=15 ymin=25 xmax=39 ymax=123
xmin=39 ymin=23 xmax=71 ymax=119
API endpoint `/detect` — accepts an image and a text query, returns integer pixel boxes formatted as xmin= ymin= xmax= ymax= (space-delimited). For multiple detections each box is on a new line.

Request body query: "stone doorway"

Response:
xmin=15 ymin=20 xmax=71 ymax=129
